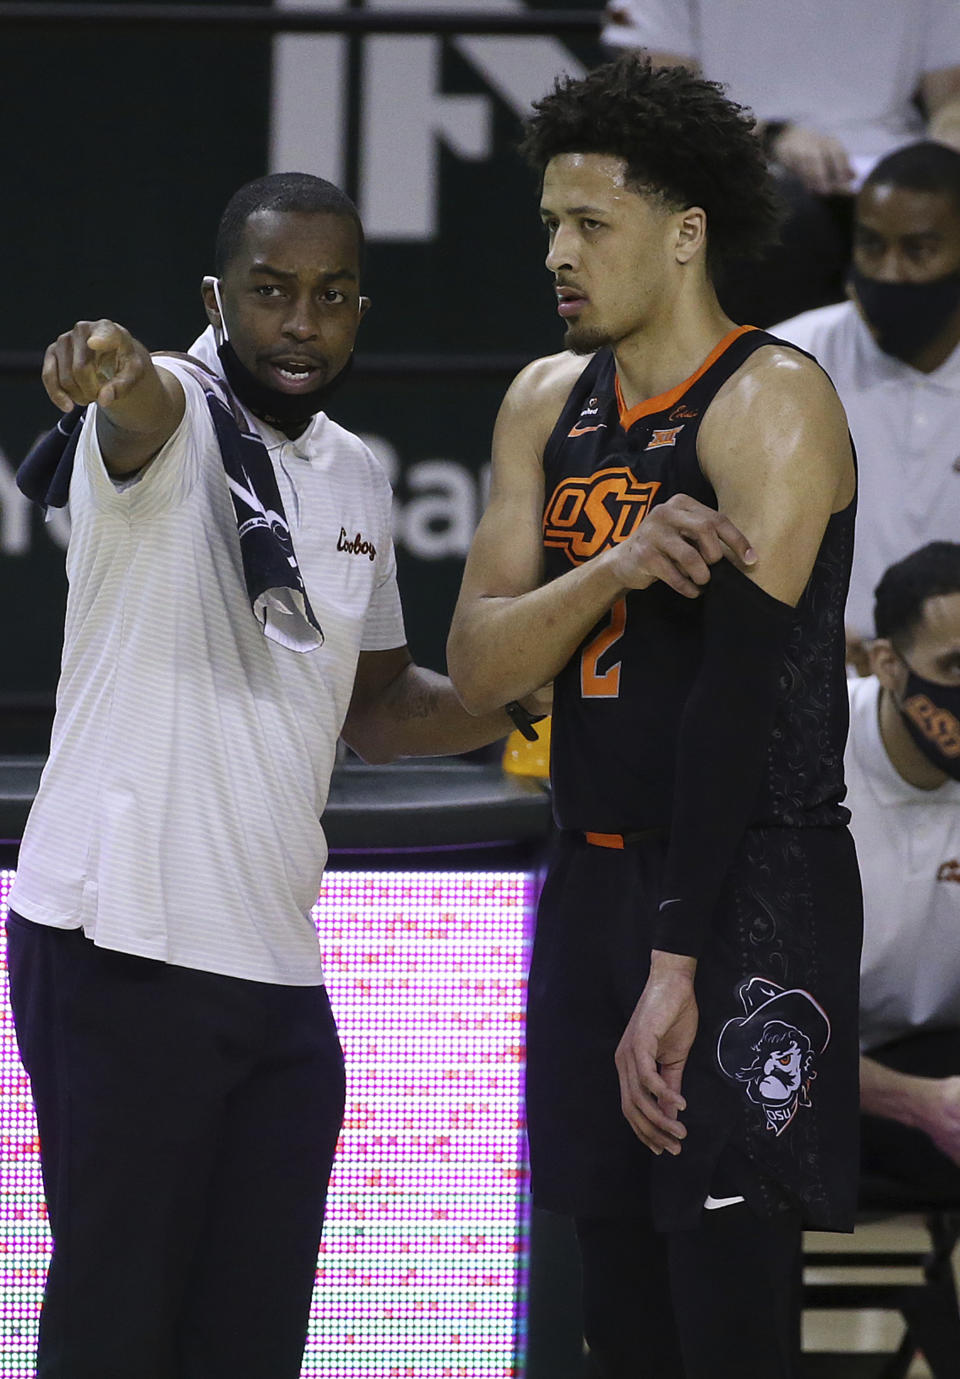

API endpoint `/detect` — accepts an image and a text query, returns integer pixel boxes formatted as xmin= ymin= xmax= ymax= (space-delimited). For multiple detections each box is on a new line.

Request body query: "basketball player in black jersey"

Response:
xmin=448 ymin=56 xmax=861 ymax=1379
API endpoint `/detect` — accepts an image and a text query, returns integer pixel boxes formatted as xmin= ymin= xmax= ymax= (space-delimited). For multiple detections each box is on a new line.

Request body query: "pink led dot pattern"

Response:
xmin=0 ymin=868 xmax=533 ymax=1376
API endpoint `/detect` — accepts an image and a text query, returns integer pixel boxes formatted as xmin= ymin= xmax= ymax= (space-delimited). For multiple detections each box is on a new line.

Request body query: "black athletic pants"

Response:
xmin=575 ymin=1201 xmax=802 ymax=1379
xmin=5 ymin=912 xmax=346 ymax=1379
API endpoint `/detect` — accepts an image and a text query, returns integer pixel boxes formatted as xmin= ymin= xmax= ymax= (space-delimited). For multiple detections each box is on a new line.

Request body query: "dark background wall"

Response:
xmin=0 ymin=0 xmax=605 ymax=752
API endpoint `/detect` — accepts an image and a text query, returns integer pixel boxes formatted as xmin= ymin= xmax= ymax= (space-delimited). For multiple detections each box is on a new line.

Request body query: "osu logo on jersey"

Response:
xmin=543 ymin=466 xmax=661 ymax=564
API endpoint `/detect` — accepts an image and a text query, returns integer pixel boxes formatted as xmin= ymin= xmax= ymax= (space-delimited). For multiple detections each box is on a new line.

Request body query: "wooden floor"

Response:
xmin=802 ymin=1214 xmax=958 ymax=1376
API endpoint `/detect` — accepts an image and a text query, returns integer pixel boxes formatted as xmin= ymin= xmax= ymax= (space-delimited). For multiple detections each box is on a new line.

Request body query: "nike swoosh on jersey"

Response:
xmin=568 ymin=422 xmax=608 ymax=437
xmin=703 ymin=1194 xmax=746 ymax=1210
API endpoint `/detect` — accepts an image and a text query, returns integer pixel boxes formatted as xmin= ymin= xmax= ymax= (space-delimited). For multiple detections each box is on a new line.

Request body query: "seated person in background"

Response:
xmin=603 ymin=0 xmax=960 ymax=324
xmin=848 ymin=542 xmax=960 ymax=1198
xmin=775 ymin=142 xmax=960 ymax=675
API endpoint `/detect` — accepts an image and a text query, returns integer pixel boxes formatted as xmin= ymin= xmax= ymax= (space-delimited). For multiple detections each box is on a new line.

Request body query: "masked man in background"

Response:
xmin=775 ymin=142 xmax=960 ymax=672
xmin=848 ymin=543 xmax=960 ymax=1215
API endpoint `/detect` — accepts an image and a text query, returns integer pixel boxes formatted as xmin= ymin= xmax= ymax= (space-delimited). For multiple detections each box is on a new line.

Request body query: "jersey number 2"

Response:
xmin=581 ymin=597 xmax=626 ymax=698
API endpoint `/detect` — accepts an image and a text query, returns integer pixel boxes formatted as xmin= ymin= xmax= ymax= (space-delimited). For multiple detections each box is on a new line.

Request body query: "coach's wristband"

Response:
xmin=505 ymin=700 xmax=546 ymax=741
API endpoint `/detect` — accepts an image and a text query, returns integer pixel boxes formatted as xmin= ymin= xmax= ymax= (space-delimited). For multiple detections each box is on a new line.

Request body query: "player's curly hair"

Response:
xmin=519 ymin=54 xmax=782 ymax=278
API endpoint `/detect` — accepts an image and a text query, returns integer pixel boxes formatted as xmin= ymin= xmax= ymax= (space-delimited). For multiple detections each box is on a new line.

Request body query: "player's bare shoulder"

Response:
xmin=494 ymin=350 xmax=594 ymax=465
xmin=700 ymin=339 xmax=853 ymax=507
xmin=509 ymin=349 xmax=592 ymax=407
xmin=706 ymin=340 xmax=848 ymax=439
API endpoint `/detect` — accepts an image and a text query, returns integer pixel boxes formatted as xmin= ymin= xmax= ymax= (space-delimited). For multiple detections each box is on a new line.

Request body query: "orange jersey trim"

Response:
xmin=584 ymin=831 xmax=626 ymax=850
xmin=614 ymin=324 xmax=758 ymax=432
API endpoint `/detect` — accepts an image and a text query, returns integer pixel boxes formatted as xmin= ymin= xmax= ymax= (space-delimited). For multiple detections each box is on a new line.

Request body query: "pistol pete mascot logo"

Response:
xmin=716 ymin=977 xmax=831 ymax=1136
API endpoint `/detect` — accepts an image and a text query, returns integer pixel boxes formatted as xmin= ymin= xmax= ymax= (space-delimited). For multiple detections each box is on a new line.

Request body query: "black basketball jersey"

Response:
xmin=542 ymin=325 xmax=855 ymax=834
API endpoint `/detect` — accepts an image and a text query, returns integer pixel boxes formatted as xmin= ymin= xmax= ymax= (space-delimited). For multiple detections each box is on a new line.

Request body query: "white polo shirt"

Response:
xmin=846 ymin=675 xmax=960 ymax=1051
xmin=774 ymin=301 xmax=960 ymax=638
xmin=603 ymin=0 xmax=960 ymax=167
xmin=10 ymin=329 xmax=405 ymax=985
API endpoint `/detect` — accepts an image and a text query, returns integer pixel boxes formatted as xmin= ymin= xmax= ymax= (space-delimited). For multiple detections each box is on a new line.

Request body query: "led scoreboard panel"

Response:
xmin=0 ymin=869 xmax=534 ymax=1377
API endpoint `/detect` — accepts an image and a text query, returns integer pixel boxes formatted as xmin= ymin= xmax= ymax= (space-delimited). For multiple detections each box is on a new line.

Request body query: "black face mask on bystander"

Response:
xmin=849 ymin=266 xmax=960 ymax=362
xmin=216 ymin=340 xmax=353 ymax=432
xmin=897 ymin=660 xmax=960 ymax=780
xmin=205 ymin=274 xmax=354 ymax=432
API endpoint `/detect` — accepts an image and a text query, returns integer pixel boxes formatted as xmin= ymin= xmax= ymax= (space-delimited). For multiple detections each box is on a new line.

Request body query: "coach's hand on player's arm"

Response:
xmin=43 ymin=319 xmax=185 ymax=475
xmin=606 ymin=492 xmax=757 ymax=600
xmin=615 ymin=951 xmax=698 ymax=1155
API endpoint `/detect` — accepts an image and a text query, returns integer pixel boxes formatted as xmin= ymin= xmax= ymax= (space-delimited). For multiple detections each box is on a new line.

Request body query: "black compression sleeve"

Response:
xmin=653 ymin=562 xmax=795 ymax=958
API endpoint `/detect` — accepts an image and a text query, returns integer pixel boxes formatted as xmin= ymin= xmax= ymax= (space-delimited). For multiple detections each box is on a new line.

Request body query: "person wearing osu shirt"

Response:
xmin=848 ymin=543 xmax=960 ymax=1211
xmin=448 ymin=56 xmax=861 ymax=1379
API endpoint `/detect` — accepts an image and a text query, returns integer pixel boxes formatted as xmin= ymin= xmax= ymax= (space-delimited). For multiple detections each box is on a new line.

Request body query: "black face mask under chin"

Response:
xmin=849 ymin=265 xmax=960 ymax=363
xmin=898 ymin=664 xmax=960 ymax=780
xmin=217 ymin=341 xmax=354 ymax=432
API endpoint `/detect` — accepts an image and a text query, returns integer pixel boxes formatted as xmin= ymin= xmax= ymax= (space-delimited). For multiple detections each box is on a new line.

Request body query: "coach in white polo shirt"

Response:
xmin=775 ymin=142 xmax=960 ymax=670
xmin=4 ymin=173 xmax=535 ymax=1379
xmin=847 ymin=542 xmax=960 ymax=1200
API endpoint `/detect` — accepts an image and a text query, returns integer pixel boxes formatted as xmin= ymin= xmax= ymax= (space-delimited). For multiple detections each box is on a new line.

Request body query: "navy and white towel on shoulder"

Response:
xmin=17 ymin=407 xmax=84 ymax=513
xmin=202 ymin=384 xmax=324 ymax=652
xmin=16 ymin=365 xmax=324 ymax=654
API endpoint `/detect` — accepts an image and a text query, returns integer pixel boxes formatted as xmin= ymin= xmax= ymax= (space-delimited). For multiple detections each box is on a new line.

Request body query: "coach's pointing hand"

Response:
xmin=43 ymin=320 xmax=151 ymax=413
xmin=42 ymin=319 xmax=184 ymax=475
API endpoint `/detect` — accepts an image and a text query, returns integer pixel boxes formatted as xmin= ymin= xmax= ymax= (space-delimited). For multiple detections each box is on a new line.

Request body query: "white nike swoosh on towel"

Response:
xmin=703 ymin=1194 xmax=746 ymax=1210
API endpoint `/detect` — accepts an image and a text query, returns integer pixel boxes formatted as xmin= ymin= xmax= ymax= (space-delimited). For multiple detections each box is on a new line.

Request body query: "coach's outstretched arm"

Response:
xmin=447 ymin=354 xmax=756 ymax=716
xmin=43 ymin=319 xmax=185 ymax=475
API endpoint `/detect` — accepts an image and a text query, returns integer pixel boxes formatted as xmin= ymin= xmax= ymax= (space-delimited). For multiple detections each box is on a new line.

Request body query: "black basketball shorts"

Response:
xmin=525 ymin=826 xmax=862 ymax=1232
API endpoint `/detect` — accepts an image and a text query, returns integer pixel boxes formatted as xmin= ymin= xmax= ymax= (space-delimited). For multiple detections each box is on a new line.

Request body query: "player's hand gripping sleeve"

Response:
xmin=653 ymin=562 xmax=795 ymax=958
